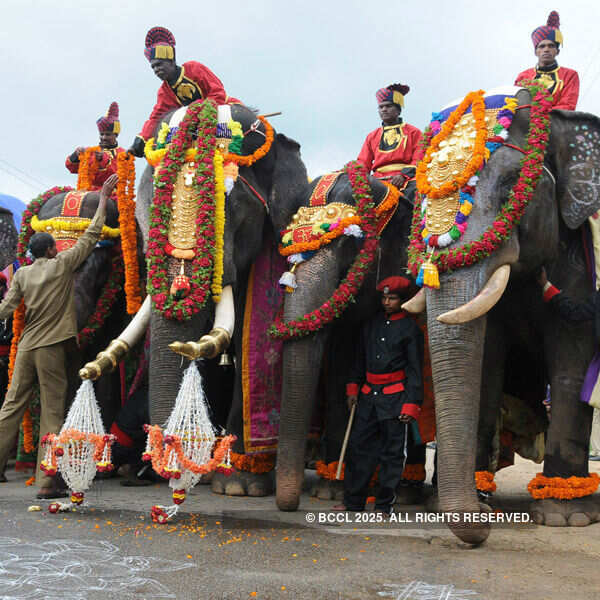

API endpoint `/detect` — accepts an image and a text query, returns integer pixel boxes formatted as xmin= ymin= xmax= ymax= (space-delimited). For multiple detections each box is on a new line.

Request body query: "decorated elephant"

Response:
xmin=271 ymin=163 xmax=435 ymax=510
xmin=81 ymin=100 xmax=308 ymax=496
xmin=403 ymin=84 xmax=600 ymax=544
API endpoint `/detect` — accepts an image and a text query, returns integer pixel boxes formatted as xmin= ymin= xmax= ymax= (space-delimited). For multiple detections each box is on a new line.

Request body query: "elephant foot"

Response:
xmin=211 ymin=470 xmax=273 ymax=497
xmin=310 ymin=477 xmax=344 ymax=501
xmin=395 ymin=482 xmax=424 ymax=505
xmin=530 ymin=497 xmax=600 ymax=527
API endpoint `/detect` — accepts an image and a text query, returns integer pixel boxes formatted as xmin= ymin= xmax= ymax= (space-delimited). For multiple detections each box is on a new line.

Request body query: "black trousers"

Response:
xmin=344 ymin=400 xmax=408 ymax=512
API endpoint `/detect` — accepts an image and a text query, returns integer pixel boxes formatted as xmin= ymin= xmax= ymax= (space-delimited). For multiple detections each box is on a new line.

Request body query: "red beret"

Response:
xmin=376 ymin=276 xmax=411 ymax=294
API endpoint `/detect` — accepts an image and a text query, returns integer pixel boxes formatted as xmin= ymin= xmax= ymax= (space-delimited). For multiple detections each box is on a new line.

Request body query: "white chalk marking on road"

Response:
xmin=0 ymin=537 xmax=194 ymax=599
xmin=377 ymin=581 xmax=479 ymax=599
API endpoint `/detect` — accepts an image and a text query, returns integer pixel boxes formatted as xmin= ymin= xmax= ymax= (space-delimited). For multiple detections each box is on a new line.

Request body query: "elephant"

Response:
xmin=0 ymin=206 xmax=18 ymax=271
xmin=273 ymin=169 xmax=433 ymax=511
xmin=405 ymin=88 xmax=600 ymax=544
xmin=82 ymin=101 xmax=309 ymax=496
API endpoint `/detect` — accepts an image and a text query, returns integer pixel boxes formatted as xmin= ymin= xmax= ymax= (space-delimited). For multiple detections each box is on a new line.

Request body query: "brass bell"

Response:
xmin=219 ymin=352 xmax=233 ymax=367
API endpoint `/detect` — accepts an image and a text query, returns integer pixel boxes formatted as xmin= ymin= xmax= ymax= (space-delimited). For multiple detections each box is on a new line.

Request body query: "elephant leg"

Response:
xmin=530 ymin=321 xmax=600 ymax=526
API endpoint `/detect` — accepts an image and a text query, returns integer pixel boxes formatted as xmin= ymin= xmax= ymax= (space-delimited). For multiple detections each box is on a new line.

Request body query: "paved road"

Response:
xmin=1 ymin=454 xmax=599 ymax=600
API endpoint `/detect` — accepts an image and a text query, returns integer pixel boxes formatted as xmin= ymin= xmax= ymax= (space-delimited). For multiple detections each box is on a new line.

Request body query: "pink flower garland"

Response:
xmin=146 ymin=99 xmax=218 ymax=321
xmin=407 ymin=82 xmax=553 ymax=276
xmin=269 ymin=161 xmax=379 ymax=340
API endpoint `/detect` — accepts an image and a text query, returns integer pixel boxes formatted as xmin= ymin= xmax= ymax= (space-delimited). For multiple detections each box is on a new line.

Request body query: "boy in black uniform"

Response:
xmin=333 ymin=276 xmax=424 ymax=514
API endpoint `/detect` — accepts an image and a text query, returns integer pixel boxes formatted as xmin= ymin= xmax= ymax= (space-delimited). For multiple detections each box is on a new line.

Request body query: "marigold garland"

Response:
xmin=77 ymin=146 xmax=101 ymax=191
xmin=225 ymin=116 xmax=274 ymax=167
xmin=230 ymin=451 xmax=275 ymax=474
xmin=269 ymin=161 xmax=384 ymax=340
xmin=416 ymin=90 xmax=487 ymax=199
xmin=22 ymin=406 xmax=34 ymax=454
xmin=475 ymin=470 xmax=497 ymax=493
xmin=116 ymin=153 xmax=142 ymax=314
xmin=143 ymin=424 xmax=235 ymax=476
xmin=7 ymin=299 xmax=25 ymax=385
xmin=147 ymin=99 xmax=220 ymax=321
xmin=527 ymin=472 xmax=599 ymax=500
xmin=316 ymin=460 xmax=423 ymax=482
xmin=408 ymin=82 xmax=553 ymax=278
xmin=211 ymin=148 xmax=226 ymax=302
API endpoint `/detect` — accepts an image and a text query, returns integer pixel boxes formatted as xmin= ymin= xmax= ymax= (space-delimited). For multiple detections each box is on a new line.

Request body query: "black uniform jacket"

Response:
xmin=347 ymin=311 xmax=424 ymax=421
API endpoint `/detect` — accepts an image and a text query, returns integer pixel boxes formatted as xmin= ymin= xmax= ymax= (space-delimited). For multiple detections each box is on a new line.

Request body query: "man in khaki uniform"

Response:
xmin=0 ymin=174 xmax=117 ymax=497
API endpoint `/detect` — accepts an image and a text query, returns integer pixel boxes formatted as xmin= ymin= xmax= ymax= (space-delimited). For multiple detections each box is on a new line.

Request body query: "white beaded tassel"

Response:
xmin=165 ymin=362 xmax=216 ymax=493
xmin=56 ymin=380 xmax=105 ymax=494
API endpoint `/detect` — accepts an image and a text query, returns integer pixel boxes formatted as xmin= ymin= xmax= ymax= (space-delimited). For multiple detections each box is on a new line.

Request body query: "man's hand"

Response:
xmin=398 ymin=414 xmax=414 ymax=423
xmin=390 ymin=175 xmax=405 ymax=188
xmin=75 ymin=146 xmax=85 ymax=155
xmin=347 ymin=395 xmax=358 ymax=412
xmin=536 ymin=266 xmax=548 ymax=287
xmin=98 ymin=174 xmax=118 ymax=212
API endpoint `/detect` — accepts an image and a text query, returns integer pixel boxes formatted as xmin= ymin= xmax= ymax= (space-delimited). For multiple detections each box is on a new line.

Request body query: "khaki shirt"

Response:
xmin=0 ymin=207 xmax=106 ymax=350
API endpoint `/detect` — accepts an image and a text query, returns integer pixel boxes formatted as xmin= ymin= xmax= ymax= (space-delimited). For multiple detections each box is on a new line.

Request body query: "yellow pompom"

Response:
xmin=460 ymin=200 xmax=473 ymax=216
xmin=423 ymin=261 xmax=440 ymax=289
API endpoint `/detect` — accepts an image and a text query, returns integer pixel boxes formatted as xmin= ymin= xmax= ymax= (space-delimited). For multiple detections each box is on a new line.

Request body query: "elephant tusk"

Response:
xmin=437 ymin=264 xmax=511 ymax=325
xmin=169 ymin=328 xmax=231 ymax=360
xmin=79 ymin=296 xmax=151 ymax=380
xmin=168 ymin=285 xmax=235 ymax=360
xmin=401 ymin=288 xmax=426 ymax=313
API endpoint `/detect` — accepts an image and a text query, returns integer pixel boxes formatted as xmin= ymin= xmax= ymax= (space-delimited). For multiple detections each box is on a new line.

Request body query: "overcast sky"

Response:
xmin=2 ymin=0 xmax=600 ymax=204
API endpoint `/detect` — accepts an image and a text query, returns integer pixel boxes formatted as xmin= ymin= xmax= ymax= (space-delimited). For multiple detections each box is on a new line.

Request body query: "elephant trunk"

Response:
xmin=276 ymin=248 xmax=338 ymax=511
xmin=426 ymin=272 xmax=490 ymax=545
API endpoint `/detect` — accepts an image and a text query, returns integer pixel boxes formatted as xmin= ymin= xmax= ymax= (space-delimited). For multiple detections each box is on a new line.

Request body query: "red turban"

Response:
xmin=96 ymin=102 xmax=120 ymax=135
xmin=376 ymin=83 xmax=410 ymax=108
xmin=144 ymin=26 xmax=176 ymax=61
xmin=531 ymin=11 xmax=563 ymax=48
xmin=376 ymin=276 xmax=411 ymax=294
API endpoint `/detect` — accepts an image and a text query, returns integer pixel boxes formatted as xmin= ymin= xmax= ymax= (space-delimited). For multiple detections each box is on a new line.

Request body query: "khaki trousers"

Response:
xmin=0 ymin=340 xmax=68 ymax=489
xmin=591 ymin=408 xmax=600 ymax=456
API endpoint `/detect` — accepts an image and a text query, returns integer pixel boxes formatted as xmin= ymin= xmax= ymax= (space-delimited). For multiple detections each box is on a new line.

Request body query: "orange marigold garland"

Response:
xmin=475 ymin=470 xmax=497 ymax=493
xmin=229 ymin=451 xmax=275 ymax=474
xmin=225 ymin=116 xmax=274 ymax=167
xmin=7 ymin=299 xmax=25 ymax=385
xmin=527 ymin=472 xmax=600 ymax=500
xmin=77 ymin=146 xmax=101 ymax=191
xmin=415 ymin=90 xmax=487 ymax=199
xmin=116 ymin=153 xmax=142 ymax=313
xmin=22 ymin=407 xmax=34 ymax=454
xmin=316 ymin=460 xmax=423 ymax=482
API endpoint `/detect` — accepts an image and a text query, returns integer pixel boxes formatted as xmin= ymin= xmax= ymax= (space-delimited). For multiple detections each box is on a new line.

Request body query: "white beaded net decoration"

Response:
xmin=56 ymin=380 xmax=106 ymax=493
xmin=165 ymin=362 xmax=216 ymax=493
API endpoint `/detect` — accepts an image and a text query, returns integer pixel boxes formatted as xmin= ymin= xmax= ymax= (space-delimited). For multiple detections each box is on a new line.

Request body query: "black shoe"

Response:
xmin=0 ymin=472 xmax=7 ymax=483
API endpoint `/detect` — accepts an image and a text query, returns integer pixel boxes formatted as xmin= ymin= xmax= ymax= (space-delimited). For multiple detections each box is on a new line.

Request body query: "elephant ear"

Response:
xmin=552 ymin=110 xmax=600 ymax=229
xmin=0 ymin=207 xmax=18 ymax=271
xmin=267 ymin=133 xmax=308 ymax=233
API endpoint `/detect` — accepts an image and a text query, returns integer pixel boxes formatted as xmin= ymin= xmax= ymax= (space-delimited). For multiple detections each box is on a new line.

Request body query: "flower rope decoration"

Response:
xmin=147 ymin=99 xmax=221 ymax=321
xmin=116 ymin=153 xmax=142 ymax=314
xmin=76 ymin=147 xmax=100 ymax=191
xmin=211 ymin=148 xmax=226 ymax=302
xmin=408 ymin=82 xmax=553 ymax=280
xmin=269 ymin=161 xmax=383 ymax=340
xmin=30 ymin=215 xmax=120 ymax=238
xmin=527 ymin=472 xmax=600 ymax=500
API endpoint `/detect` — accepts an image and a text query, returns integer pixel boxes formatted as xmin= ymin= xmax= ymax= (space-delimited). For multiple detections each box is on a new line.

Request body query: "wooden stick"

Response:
xmin=259 ymin=112 xmax=282 ymax=118
xmin=336 ymin=403 xmax=356 ymax=480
